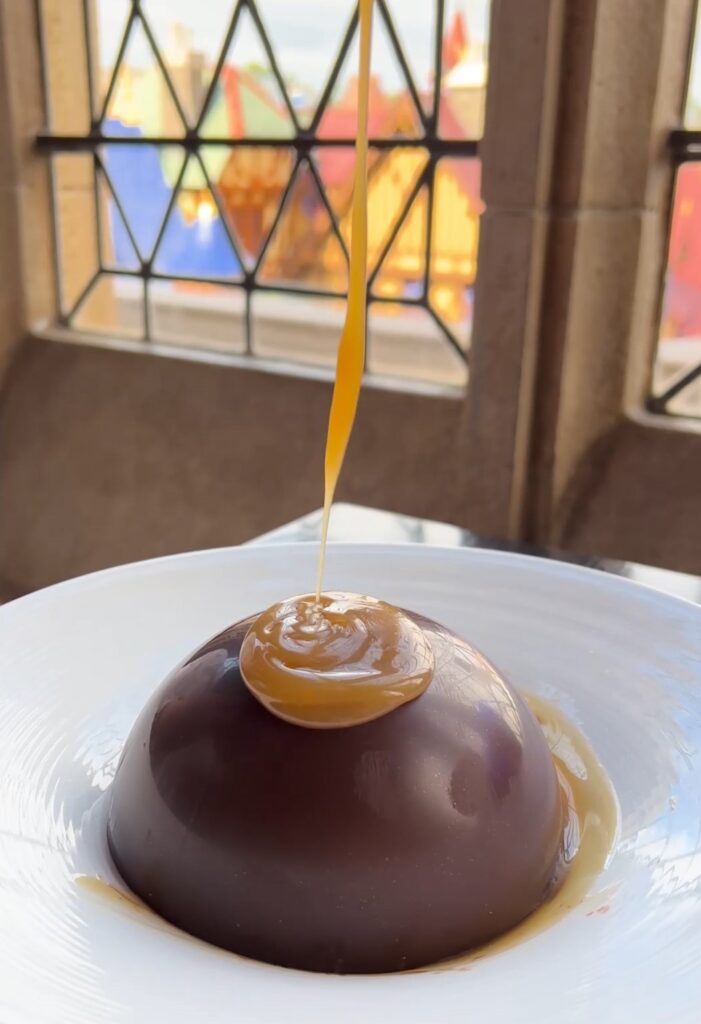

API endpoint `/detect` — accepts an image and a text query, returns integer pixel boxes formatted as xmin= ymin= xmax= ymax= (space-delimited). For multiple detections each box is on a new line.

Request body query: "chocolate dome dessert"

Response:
xmin=107 ymin=604 xmax=566 ymax=973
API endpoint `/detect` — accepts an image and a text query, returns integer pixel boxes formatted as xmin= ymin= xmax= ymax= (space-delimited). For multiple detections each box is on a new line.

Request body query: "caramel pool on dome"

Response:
xmin=239 ymin=592 xmax=434 ymax=728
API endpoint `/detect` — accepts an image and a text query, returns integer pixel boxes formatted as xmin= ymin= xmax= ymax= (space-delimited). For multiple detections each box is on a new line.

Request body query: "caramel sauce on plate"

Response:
xmin=432 ymin=692 xmax=619 ymax=970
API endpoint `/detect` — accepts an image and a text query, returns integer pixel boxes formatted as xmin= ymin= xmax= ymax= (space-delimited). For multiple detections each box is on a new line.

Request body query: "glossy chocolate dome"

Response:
xmin=107 ymin=610 xmax=565 ymax=973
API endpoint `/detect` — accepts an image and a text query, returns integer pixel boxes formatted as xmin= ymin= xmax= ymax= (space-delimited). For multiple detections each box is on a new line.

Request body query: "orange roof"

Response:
xmin=443 ymin=11 xmax=469 ymax=72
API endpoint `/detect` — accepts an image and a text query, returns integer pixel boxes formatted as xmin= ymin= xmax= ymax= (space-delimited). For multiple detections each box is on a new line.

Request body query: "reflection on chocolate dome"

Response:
xmin=107 ymin=610 xmax=566 ymax=973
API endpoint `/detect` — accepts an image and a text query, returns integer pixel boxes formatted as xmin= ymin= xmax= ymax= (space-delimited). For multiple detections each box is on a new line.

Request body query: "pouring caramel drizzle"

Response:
xmin=314 ymin=0 xmax=373 ymax=604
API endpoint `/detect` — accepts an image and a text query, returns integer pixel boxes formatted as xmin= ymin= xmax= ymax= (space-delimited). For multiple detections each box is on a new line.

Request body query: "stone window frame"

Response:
xmin=465 ymin=0 xmax=701 ymax=574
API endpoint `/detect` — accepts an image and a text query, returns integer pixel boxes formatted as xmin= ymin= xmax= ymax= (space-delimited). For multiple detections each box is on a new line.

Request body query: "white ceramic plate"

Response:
xmin=1 ymin=543 xmax=701 ymax=1023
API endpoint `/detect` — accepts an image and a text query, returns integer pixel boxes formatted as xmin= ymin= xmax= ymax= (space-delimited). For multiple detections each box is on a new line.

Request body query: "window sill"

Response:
xmin=31 ymin=317 xmax=467 ymax=402
xmin=35 ymin=276 xmax=470 ymax=397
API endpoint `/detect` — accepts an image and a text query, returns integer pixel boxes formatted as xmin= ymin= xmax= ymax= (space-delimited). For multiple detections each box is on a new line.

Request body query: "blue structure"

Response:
xmin=104 ymin=120 xmax=241 ymax=279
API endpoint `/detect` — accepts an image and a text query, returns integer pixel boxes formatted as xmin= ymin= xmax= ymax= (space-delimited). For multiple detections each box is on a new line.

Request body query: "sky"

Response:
xmin=97 ymin=0 xmax=490 ymax=97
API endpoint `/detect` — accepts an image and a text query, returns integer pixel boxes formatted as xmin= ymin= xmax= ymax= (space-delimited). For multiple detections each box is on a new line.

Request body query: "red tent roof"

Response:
xmin=316 ymin=75 xmax=395 ymax=141
xmin=315 ymin=75 xmax=416 ymax=189
xmin=217 ymin=65 xmax=290 ymax=137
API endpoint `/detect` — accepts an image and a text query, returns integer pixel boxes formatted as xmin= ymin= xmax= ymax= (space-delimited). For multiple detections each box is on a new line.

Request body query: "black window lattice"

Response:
xmin=35 ymin=0 xmax=479 ymax=370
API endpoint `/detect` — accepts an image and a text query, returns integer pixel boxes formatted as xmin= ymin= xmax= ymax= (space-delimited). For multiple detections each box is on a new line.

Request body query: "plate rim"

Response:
xmin=2 ymin=541 xmax=701 ymax=1022
xmin=1 ymin=540 xmax=700 ymax=625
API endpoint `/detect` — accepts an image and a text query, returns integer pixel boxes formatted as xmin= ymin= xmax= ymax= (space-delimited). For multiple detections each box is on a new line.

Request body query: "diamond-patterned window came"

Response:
xmin=38 ymin=0 xmax=491 ymax=389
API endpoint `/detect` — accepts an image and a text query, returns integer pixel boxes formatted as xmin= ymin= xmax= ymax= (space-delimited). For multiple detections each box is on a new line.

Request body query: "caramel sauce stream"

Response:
xmin=314 ymin=0 xmax=373 ymax=603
